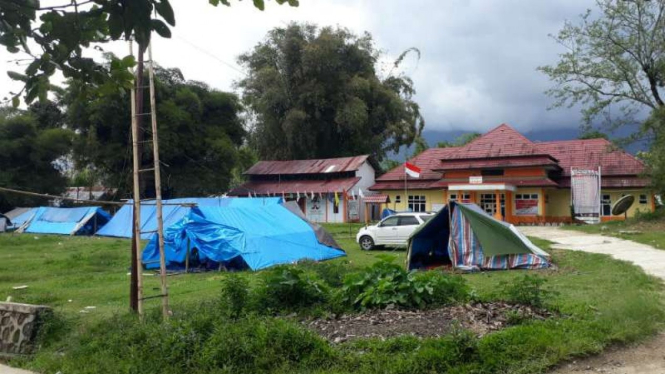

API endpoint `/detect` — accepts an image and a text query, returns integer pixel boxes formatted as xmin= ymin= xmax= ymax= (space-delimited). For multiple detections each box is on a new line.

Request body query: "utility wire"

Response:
xmin=0 ymin=186 xmax=194 ymax=206
xmin=174 ymin=35 xmax=247 ymax=76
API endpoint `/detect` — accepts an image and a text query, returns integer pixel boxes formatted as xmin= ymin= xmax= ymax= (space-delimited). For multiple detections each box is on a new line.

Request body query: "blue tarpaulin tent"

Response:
xmin=142 ymin=204 xmax=345 ymax=271
xmin=23 ymin=207 xmax=111 ymax=235
xmin=96 ymin=197 xmax=282 ymax=239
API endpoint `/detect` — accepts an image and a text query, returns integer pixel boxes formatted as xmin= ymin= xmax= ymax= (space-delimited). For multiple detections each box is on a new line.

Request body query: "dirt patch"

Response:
xmin=550 ymin=333 xmax=665 ymax=374
xmin=305 ymin=302 xmax=554 ymax=343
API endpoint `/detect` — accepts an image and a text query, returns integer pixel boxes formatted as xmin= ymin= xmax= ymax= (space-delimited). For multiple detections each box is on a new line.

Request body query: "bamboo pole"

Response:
xmin=129 ymin=40 xmax=144 ymax=318
xmin=148 ymin=42 xmax=170 ymax=320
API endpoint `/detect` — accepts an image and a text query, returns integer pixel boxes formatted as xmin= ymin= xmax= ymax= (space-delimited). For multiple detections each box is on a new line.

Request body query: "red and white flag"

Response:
xmin=404 ymin=162 xmax=421 ymax=178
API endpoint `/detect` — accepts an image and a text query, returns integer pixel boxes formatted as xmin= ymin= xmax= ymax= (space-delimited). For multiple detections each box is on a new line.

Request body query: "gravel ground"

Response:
xmin=305 ymin=302 xmax=553 ymax=343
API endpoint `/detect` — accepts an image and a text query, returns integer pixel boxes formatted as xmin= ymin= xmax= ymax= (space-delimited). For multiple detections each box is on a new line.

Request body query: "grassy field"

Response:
xmin=0 ymin=223 xmax=401 ymax=317
xmin=1 ymin=224 xmax=664 ymax=373
xmin=563 ymin=212 xmax=665 ymax=250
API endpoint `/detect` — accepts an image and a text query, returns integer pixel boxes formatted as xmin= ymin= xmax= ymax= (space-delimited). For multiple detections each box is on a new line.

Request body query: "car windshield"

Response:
xmin=420 ymin=215 xmax=434 ymax=222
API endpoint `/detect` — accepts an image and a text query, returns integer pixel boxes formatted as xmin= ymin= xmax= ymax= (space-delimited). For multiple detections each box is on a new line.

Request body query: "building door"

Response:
xmin=480 ymin=193 xmax=505 ymax=217
xmin=480 ymin=194 xmax=496 ymax=216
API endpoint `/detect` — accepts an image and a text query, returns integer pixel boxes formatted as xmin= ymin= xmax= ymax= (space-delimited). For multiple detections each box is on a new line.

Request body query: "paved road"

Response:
xmin=519 ymin=226 xmax=665 ymax=374
xmin=519 ymin=226 xmax=665 ymax=281
xmin=0 ymin=364 xmax=35 ymax=374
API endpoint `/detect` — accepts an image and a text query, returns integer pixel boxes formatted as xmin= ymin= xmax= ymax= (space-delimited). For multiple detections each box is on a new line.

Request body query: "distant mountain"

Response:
xmin=387 ymin=125 xmax=648 ymax=162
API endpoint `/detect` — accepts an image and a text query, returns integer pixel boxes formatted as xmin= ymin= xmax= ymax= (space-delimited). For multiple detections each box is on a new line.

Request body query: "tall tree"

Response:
xmin=538 ymin=0 xmax=665 ymax=132
xmin=63 ymin=65 xmax=245 ymax=198
xmin=237 ymin=23 xmax=425 ymax=162
xmin=0 ymin=108 xmax=73 ymax=211
xmin=0 ymin=0 xmax=299 ymax=106
xmin=539 ymin=0 xmax=665 ymax=194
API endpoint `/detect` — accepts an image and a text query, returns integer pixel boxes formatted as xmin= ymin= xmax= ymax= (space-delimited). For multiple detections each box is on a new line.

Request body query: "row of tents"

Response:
xmin=1 ymin=198 xmax=550 ymax=272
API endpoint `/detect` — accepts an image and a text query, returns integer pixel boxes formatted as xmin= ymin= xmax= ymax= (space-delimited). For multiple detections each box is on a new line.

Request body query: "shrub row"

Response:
xmin=220 ymin=257 xmax=472 ymax=317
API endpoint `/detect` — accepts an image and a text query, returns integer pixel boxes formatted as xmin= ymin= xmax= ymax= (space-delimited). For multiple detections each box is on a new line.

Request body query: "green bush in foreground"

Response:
xmin=499 ymin=274 xmax=558 ymax=308
xmin=341 ymin=257 xmax=469 ymax=310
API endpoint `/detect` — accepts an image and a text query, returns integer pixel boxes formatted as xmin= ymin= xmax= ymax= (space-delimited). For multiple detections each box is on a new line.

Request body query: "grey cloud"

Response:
xmin=0 ymin=0 xmax=597 ymax=135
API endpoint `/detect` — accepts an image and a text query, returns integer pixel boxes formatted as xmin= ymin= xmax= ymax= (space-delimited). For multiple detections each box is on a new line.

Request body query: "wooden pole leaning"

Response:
xmin=148 ymin=42 xmax=170 ymax=321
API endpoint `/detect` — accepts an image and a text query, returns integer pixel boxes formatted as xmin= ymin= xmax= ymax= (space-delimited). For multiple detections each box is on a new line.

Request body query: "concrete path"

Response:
xmin=519 ymin=226 xmax=665 ymax=374
xmin=0 ymin=364 xmax=35 ymax=374
xmin=519 ymin=226 xmax=665 ymax=281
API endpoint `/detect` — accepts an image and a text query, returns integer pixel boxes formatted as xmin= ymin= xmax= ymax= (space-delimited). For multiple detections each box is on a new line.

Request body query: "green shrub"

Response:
xmin=220 ymin=273 xmax=250 ymax=318
xmin=254 ymin=266 xmax=329 ymax=313
xmin=298 ymin=260 xmax=353 ymax=287
xmin=411 ymin=271 xmax=470 ymax=306
xmin=634 ymin=208 xmax=665 ymax=221
xmin=341 ymin=257 xmax=469 ymax=310
xmin=499 ymin=274 xmax=557 ymax=308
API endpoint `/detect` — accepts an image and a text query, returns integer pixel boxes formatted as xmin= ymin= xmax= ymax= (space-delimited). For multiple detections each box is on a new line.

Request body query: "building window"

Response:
xmin=408 ymin=195 xmax=426 ymax=212
xmin=515 ymin=193 xmax=539 ymax=216
xmin=481 ymin=169 xmax=504 ymax=176
xmin=395 ymin=195 xmax=401 ymax=203
xmin=451 ymin=193 xmax=471 ymax=202
xmin=601 ymin=194 xmax=611 ymax=216
xmin=639 ymin=194 xmax=648 ymax=204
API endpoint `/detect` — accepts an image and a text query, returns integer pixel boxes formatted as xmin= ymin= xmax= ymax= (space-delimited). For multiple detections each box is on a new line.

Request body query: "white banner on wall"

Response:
xmin=571 ymin=167 xmax=601 ymax=223
xmin=348 ymin=200 xmax=359 ymax=221
xmin=306 ymin=196 xmax=324 ymax=222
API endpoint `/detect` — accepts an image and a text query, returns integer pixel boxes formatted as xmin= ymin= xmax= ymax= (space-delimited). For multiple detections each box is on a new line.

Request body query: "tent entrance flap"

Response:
xmin=406 ymin=204 xmax=452 ymax=270
xmin=455 ymin=204 xmax=533 ymax=256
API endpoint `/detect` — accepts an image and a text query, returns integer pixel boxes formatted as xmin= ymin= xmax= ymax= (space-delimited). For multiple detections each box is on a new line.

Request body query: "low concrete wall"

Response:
xmin=0 ymin=302 xmax=51 ymax=356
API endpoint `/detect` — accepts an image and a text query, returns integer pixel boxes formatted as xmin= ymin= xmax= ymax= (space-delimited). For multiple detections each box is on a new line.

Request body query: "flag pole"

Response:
xmin=404 ymin=165 xmax=408 ymax=211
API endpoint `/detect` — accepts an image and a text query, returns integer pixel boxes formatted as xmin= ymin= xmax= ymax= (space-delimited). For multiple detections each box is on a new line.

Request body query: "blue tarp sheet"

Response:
xmin=24 ymin=207 xmax=111 ymax=235
xmin=142 ymin=204 xmax=346 ymax=271
xmin=96 ymin=197 xmax=282 ymax=239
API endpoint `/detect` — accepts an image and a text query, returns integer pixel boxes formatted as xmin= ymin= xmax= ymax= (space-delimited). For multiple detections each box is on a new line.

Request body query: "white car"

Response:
xmin=356 ymin=212 xmax=435 ymax=250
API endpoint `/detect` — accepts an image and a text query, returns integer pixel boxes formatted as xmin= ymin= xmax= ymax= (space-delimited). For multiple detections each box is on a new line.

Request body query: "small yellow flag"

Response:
xmin=334 ymin=191 xmax=340 ymax=206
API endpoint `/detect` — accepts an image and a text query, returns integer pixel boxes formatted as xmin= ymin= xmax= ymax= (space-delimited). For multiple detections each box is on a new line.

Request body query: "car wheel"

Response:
xmin=359 ymin=236 xmax=375 ymax=251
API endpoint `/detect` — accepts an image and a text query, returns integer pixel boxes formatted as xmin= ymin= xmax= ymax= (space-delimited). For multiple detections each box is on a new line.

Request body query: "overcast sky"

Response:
xmin=0 ymin=0 xmax=598 ymax=135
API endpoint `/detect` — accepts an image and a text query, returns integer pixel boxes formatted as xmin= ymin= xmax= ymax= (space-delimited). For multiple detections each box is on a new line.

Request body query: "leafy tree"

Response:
xmin=411 ymin=136 xmax=429 ymax=157
xmin=538 ymin=0 xmax=665 ymax=129
xmin=0 ymin=0 xmax=299 ymax=106
xmin=641 ymin=107 xmax=665 ymax=194
xmin=539 ymin=0 xmax=665 ymax=195
xmin=436 ymin=132 xmax=481 ymax=148
xmin=0 ymin=108 xmax=73 ymax=211
xmin=63 ymin=65 xmax=245 ymax=198
xmin=237 ymin=23 xmax=425 ymax=162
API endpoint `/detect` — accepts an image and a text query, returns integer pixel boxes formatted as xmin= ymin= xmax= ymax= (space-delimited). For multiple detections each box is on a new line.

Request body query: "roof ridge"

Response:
xmin=255 ymin=154 xmax=370 ymax=164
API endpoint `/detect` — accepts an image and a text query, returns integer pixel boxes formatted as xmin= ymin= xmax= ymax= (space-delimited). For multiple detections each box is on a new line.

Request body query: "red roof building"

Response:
xmin=229 ymin=155 xmax=379 ymax=223
xmin=371 ymin=124 xmax=655 ymax=224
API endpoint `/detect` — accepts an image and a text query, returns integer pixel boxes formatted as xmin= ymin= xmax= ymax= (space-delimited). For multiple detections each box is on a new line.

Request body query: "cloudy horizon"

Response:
xmin=1 ymin=0 xmax=604 ymax=137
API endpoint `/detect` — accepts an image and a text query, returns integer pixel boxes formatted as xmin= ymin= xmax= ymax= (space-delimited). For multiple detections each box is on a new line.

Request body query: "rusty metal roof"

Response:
xmin=362 ymin=194 xmax=391 ymax=203
xmin=244 ymin=155 xmax=369 ymax=176
xmin=228 ymin=177 xmax=361 ymax=195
